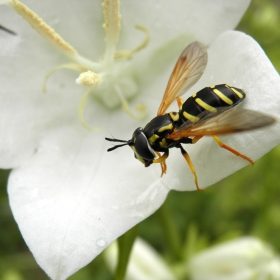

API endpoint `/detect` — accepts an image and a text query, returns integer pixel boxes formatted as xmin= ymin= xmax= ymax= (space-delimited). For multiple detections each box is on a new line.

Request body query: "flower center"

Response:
xmin=2 ymin=0 xmax=149 ymax=128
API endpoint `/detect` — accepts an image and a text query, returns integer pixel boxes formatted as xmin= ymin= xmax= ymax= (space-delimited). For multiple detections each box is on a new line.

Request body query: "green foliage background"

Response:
xmin=0 ymin=0 xmax=279 ymax=279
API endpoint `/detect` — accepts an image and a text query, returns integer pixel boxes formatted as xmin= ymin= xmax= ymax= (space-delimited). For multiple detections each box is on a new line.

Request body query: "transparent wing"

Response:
xmin=167 ymin=108 xmax=275 ymax=138
xmin=157 ymin=41 xmax=208 ymax=116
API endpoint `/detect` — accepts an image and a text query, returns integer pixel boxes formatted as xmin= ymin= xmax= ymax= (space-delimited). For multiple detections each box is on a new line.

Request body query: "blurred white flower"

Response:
xmin=104 ymin=237 xmax=176 ymax=280
xmin=1 ymin=0 xmax=280 ymax=279
xmin=189 ymin=237 xmax=280 ymax=280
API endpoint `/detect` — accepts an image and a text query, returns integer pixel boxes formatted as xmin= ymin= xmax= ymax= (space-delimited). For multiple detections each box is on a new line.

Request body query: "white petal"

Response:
xmin=189 ymin=237 xmax=278 ymax=280
xmin=8 ymin=116 xmax=169 ymax=279
xmin=104 ymin=238 xmax=176 ymax=280
xmin=266 ymin=257 xmax=280 ymax=280
xmin=10 ymin=30 xmax=280 ymax=277
xmin=120 ymin=0 xmax=250 ymax=49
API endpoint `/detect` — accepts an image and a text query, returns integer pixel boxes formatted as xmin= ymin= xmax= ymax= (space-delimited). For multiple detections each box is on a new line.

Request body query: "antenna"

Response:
xmin=105 ymin=137 xmax=129 ymax=152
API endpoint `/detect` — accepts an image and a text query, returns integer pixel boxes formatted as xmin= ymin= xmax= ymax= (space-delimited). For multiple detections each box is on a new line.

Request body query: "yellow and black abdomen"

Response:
xmin=180 ymin=84 xmax=246 ymax=123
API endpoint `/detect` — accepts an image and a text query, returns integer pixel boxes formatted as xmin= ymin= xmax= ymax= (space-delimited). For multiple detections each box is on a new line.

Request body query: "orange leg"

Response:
xmin=154 ymin=151 xmax=169 ymax=176
xmin=192 ymin=135 xmax=203 ymax=144
xmin=212 ymin=135 xmax=254 ymax=165
xmin=177 ymin=97 xmax=185 ymax=109
xmin=178 ymin=144 xmax=203 ymax=192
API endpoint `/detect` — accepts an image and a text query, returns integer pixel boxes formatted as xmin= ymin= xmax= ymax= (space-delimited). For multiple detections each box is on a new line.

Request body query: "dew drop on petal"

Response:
xmin=50 ymin=13 xmax=60 ymax=25
xmin=96 ymin=238 xmax=106 ymax=247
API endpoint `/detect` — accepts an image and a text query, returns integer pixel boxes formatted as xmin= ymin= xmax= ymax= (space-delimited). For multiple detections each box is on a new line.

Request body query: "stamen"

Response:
xmin=115 ymin=85 xmax=146 ymax=119
xmin=76 ymin=71 xmax=101 ymax=87
xmin=114 ymin=25 xmax=150 ymax=59
xmin=78 ymin=87 xmax=101 ymax=131
xmin=6 ymin=0 xmax=76 ymax=55
xmin=43 ymin=63 xmax=87 ymax=93
xmin=102 ymin=0 xmax=121 ymax=66
xmin=4 ymin=0 xmax=100 ymax=70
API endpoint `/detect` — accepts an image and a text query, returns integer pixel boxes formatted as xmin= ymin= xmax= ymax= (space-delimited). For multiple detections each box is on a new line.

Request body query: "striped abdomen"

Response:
xmin=180 ymin=84 xmax=246 ymax=123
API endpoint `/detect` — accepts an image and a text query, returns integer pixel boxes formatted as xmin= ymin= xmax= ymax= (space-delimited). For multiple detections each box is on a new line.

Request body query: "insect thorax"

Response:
xmin=143 ymin=113 xmax=182 ymax=152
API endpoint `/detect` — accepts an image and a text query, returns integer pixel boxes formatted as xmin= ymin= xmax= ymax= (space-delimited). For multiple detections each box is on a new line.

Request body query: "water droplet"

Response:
xmin=50 ymin=14 xmax=60 ymax=25
xmin=96 ymin=238 xmax=106 ymax=247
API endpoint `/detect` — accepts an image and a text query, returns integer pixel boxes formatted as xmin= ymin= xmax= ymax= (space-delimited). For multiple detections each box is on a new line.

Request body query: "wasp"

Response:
xmin=105 ymin=42 xmax=275 ymax=191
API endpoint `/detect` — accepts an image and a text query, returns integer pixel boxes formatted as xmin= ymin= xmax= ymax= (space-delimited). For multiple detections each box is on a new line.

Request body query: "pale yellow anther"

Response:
xmin=76 ymin=71 xmax=101 ymax=87
xmin=5 ymin=0 xmax=76 ymax=56
xmin=102 ymin=0 xmax=121 ymax=43
xmin=4 ymin=0 xmax=99 ymax=70
xmin=102 ymin=0 xmax=121 ymax=65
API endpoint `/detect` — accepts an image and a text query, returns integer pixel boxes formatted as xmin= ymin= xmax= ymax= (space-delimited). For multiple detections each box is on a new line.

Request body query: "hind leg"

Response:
xmin=212 ymin=135 xmax=254 ymax=165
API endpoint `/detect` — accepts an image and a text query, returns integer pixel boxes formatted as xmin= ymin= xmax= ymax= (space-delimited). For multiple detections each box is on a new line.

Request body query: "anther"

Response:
xmin=76 ymin=71 xmax=101 ymax=87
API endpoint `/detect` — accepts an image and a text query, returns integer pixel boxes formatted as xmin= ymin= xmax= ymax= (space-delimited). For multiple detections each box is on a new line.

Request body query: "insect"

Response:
xmin=105 ymin=41 xmax=275 ymax=191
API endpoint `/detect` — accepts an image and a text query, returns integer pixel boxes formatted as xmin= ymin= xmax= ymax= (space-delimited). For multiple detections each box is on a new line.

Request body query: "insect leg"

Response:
xmin=178 ymin=144 xmax=203 ymax=192
xmin=192 ymin=136 xmax=203 ymax=144
xmin=177 ymin=97 xmax=185 ymax=108
xmin=212 ymin=135 xmax=254 ymax=165
xmin=154 ymin=151 xmax=169 ymax=176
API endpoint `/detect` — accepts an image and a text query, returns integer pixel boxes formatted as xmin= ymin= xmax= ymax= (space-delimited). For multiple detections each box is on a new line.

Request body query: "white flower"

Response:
xmin=104 ymin=237 xmax=176 ymax=280
xmin=1 ymin=0 xmax=280 ymax=279
xmin=189 ymin=237 xmax=280 ymax=280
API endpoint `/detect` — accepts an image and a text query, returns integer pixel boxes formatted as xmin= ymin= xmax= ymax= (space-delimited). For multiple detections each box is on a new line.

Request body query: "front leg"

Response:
xmin=153 ymin=150 xmax=169 ymax=176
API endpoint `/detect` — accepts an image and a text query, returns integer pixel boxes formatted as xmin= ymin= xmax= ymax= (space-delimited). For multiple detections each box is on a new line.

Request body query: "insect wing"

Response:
xmin=157 ymin=41 xmax=208 ymax=116
xmin=167 ymin=108 xmax=275 ymax=138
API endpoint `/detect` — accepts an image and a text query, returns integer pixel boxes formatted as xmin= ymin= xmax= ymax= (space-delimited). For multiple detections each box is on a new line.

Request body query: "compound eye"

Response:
xmin=133 ymin=128 xmax=155 ymax=160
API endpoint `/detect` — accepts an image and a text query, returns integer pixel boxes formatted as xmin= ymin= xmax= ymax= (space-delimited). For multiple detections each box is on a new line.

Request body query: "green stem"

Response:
xmin=114 ymin=225 xmax=138 ymax=280
xmin=157 ymin=201 xmax=183 ymax=261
